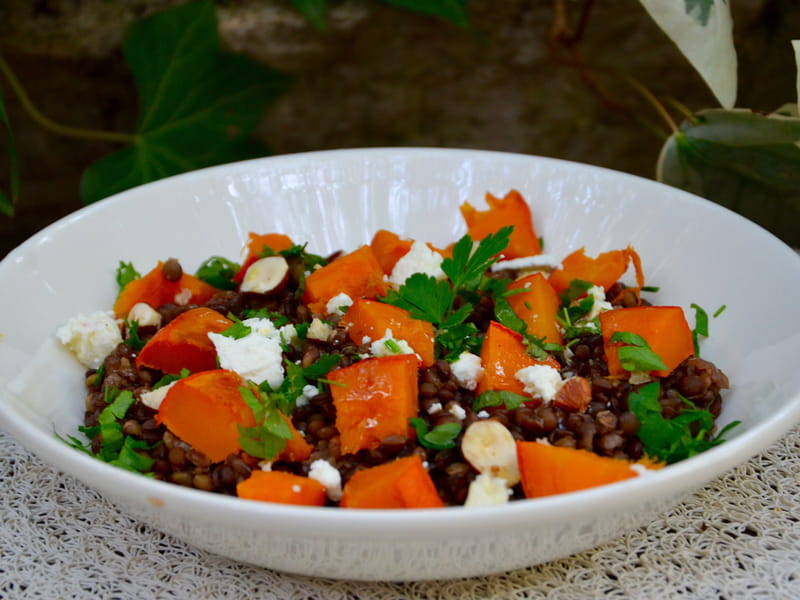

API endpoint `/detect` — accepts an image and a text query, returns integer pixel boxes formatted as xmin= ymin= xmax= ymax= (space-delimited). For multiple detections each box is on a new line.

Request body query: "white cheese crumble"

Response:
xmin=308 ymin=459 xmax=343 ymax=502
xmin=450 ymin=351 xmax=484 ymax=391
xmin=306 ymin=318 xmax=334 ymax=342
xmin=427 ymin=402 xmax=443 ymax=414
xmin=477 ymin=410 xmax=490 ymax=419
xmin=629 ymin=463 xmax=654 ymax=476
xmin=295 ymin=384 xmax=319 ymax=408
xmin=388 ymin=240 xmax=445 ymax=286
xmin=515 ymin=364 xmax=564 ymax=403
xmin=464 ymin=473 xmax=513 ymax=507
xmin=585 ymin=285 xmax=613 ymax=321
xmin=139 ymin=380 xmax=177 ymax=411
xmin=326 ymin=293 xmax=353 ymax=318
xmin=56 ymin=311 xmax=123 ymax=369
xmin=370 ymin=328 xmax=417 ymax=359
xmin=490 ymin=254 xmax=559 ymax=273
xmin=448 ymin=404 xmax=467 ymax=421
xmin=173 ymin=288 xmax=193 ymax=305
xmin=208 ymin=330 xmax=284 ymax=388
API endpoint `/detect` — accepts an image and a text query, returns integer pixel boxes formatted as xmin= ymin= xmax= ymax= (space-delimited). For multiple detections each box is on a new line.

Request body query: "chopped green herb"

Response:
xmin=409 ymin=418 xmax=462 ymax=450
xmin=115 ymin=261 xmax=140 ymax=292
xmin=221 ymin=315 xmax=252 ymax=339
xmin=195 ymin=256 xmax=241 ymax=290
xmin=384 ymin=338 xmax=402 ymax=353
xmin=473 ymin=390 xmax=528 ymax=412
xmin=713 ymin=304 xmax=727 ymax=318
xmin=153 ymin=368 xmax=191 ymax=389
xmin=242 ymin=308 xmax=290 ymax=326
xmin=690 ymin=303 xmax=709 ymax=357
xmin=609 ymin=331 xmax=667 ymax=372
xmin=123 ymin=319 xmax=146 ymax=351
xmin=628 ymin=381 xmax=740 ymax=464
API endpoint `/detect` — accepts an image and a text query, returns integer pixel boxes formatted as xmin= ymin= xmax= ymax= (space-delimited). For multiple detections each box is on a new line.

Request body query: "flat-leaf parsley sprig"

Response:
xmin=382 ymin=227 xmax=513 ymax=358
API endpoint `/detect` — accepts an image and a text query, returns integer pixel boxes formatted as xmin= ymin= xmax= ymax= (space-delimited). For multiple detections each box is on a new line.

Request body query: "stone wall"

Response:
xmin=1 ymin=0 xmax=797 ymax=257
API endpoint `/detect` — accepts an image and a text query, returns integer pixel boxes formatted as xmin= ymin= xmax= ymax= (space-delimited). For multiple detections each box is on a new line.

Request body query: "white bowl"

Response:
xmin=1 ymin=148 xmax=799 ymax=581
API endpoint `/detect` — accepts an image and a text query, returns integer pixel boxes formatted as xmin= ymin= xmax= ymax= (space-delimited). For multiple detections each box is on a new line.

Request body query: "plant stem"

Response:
xmin=0 ymin=54 xmax=136 ymax=145
xmin=623 ymin=75 xmax=678 ymax=133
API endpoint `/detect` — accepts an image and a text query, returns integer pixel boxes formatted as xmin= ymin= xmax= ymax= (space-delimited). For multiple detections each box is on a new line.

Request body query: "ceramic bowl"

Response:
xmin=1 ymin=148 xmax=799 ymax=581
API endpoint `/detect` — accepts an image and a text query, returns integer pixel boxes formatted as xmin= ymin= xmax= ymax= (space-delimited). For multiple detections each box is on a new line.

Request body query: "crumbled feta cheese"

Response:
xmin=448 ymin=404 xmax=467 ymax=420
xmin=515 ymin=364 xmax=564 ymax=402
xmin=279 ymin=323 xmax=299 ymax=348
xmin=388 ymin=240 xmax=445 ymax=286
xmin=464 ymin=473 xmax=512 ymax=507
xmin=243 ymin=317 xmax=278 ymax=338
xmin=208 ymin=331 xmax=284 ymax=388
xmin=364 ymin=418 xmax=378 ymax=429
xmin=477 ymin=410 xmax=490 ymax=419
xmin=450 ymin=352 xmax=484 ymax=391
xmin=306 ymin=318 xmax=334 ymax=342
xmin=585 ymin=285 xmax=613 ymax=321
xmin=259 ymin=461 xmax=272 ymax=471
xmin=56 ymin=311 xmax=123 ymax=369
xmin=490 ymin=254 xmax=559 ymax=273
xmin=139 ymin=381 xmax=176 ymax=411
xmin=326 ymin=293 xmax=353 ymax=317
xmin=295 ymin=384 xmax=319 ymax=408
xmin=370 ymin=328 xmax=416 ymax=359
xmin=308 ymin=459 xmax=343 ymax=501
xmin=291 ymin=484 xmax=302 ymax=494
xmin=361 ymin=335 xmax=372 ymax=345
xmin=427 ymin=402 xmax=443 ymax=414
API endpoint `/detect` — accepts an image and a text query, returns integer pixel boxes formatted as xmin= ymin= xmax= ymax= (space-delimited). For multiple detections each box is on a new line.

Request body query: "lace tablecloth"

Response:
xmin=1 ymin=424 xmax=798 ymax=599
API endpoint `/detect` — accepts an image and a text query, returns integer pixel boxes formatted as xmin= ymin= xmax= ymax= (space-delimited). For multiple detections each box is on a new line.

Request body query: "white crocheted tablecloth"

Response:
xmin=1 ymin=425 xmax=798 ymax=599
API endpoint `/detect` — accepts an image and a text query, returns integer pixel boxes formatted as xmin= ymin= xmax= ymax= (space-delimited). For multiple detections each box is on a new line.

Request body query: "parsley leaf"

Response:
xmin=628 ymin=381 xmax=740 ymax=464
xmin=153 ymin=368 xmax=191 ymax=389
xmin=442 ymin=226 xmax=513 ymax=291
xmin=116 ymin=261 xmax=140 ymax=292
xmin=609 ymin=331 xmax=667 ymax=372
xmin=409 ymin=418 xmax=462 ymax=450
xmin=123 ymin=319 xmax=146 ymax=351
xmin=220 ymin=315 xmax=252 ymax=339
xmin=195 ymin=256 xmax=241 ymax=290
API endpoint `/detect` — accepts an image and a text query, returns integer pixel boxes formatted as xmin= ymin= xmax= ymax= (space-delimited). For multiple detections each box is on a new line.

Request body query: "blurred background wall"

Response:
xmin=1 ymin=0 xmax=797 ymax=257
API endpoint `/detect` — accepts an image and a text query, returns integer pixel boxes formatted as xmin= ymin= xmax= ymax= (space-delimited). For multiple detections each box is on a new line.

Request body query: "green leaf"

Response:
xmin=658 ymin=108 xmax=800 ymax=246
xmin=220 ymin=315 xmax=252 ymax=340
xmin=116 ymin=261 xmax=141 ymax=292
xmin=0 ymin=87 xmax=19 ymax=217
xmin=473 ymin=390 xmax=528 ymax=412
xmin=153 ymin=368 xmax=191 ymax=389
xmin=628 ymin=381 xmax=738 ymax=464
xmin=690 ymin=302 xmax=709 ymax=357
xmin=610 ymin=331 xmax=668 ymax=372
xmin=290 ymin=0 xmax=328 ymax=31
xmin=195 ymin=256 xmax=240 ymax=290
xmin=124 ymin=319 xmax=146 ymax=352
xmin=383 ymin=273 xmax=454 ymax=325
xmin=409 ymin=418 xmax=462 ymax=450
xmin=80 ymin=0 xmax=290 ymax=204
xmin=377 ymin=0 xmax=470 ymax=28
xmin=443 ymin=226 xmax=512 ymax=290
xmin=638 ymin=0 xmax=736 ymax=107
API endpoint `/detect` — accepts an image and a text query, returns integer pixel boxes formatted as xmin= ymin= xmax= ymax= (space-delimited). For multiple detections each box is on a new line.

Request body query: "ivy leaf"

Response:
xmin=0 ymin=88 xmax=18 ymax=217
xmin=80 ymin=0 xmax=290 ymax=204
xmin=637 ymin=0 xmax=736 ymax=107
xmin=657 ymin=108 xmax=800 ymax=247
xmin=378 ymin=0 xmax=470 ymax=28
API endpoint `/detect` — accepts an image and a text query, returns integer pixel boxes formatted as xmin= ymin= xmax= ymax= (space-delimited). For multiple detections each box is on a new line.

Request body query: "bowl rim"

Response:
xmin=2 ymin=146 xmax=800 ymax=537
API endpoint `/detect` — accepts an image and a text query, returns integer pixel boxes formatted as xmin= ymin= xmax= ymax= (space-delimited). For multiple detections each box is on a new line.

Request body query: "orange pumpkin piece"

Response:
xmin=302 ymin=245 xmax=389 ymax=315
xmin=507 ymin=273 xmax=563 ymax=345
xmin=234 ymin=232 xmax=295 ymax=284
xmin=157 ymin=369 xmax=255 ymax=463
xmin=340 ymin=299 xmax=435 ymax=367
xmin=599 ymin=306 xmax=694 ymax=378
xmin=113 ymin=261 xmax=221 ymax=319
xmin=276 ymin=412 xmax=313 ymax=463
xmin=136 ymin=307 xmax=233 ymax=374
xmin=340 ymin=455 xmax=444 ymax=509
xmin=516 ymin=441 xmax=659 ymax=498
xmin=548 ymin=245 xmax=645 ymax=295
xmin=460 ymin=189 xmax=541 ymax=259
xmin=370 ymin=229 xmax=414 ymax=275
xmin=476 ymin=321 xmax=560 ymax=398
xmin=237 ymin=470 xmax=326 ymax=507
xmin=327 ymin=354 xmax=419 ymax=455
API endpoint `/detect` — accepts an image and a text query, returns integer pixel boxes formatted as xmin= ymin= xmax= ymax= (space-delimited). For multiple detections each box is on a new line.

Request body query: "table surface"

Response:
xmin=1 ymin=424 xmax=798 ymax=599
